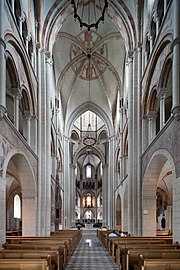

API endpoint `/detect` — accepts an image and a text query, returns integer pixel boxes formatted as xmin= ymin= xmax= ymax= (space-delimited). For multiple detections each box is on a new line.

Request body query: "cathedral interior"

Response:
xmin=0 ymin=0 xmax=180 ymax=247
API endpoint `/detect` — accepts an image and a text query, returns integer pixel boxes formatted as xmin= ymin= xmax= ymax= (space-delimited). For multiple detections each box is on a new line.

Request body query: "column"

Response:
xmin=95 ymin=196 xmax=97 ymax=223
xmin=144 ymin=51 xmax=148 ymax=68
xmin=19 ymin=15 xmax=24 ymax=36
xmin=142 ymin=116 xmax=148 ymax=151
xmin=119 ymin=107 xmax=124 ymax=181
xmin=127 ymin=50 xmax=134 ymax=235
xmin=156 ymin=16 xmax=159 ymax=35
xmin=149 ymin=36 xmax=153 ymax=54
xmin=36 ymin=43 xmax=42 ymax=235
xmin=45 ymin=52 xmax=52 ymax=235
xmin=22 ymin=195 xmax=36 ymax=236
xmin=23 ymin=111 xmax=31 ymax=144
xmin=107 ymin=136 xmax=115 ymax=228
xmin=133 ymin=48 xmax=138 ymax=235
xmin=164 ymin=0 xmax=167 ymax=16
xmin=10 ymin=0 xmax=15 ymax=15
xmin=137 ymin=44 xmax=142 ymax=235
xmin=0 ymin=0 xmax=6 ymax=120
xmin=39 ymin=47 xmax=47 ymax=235
xmin=148 ymin=111 xmax=157 ymax=143
xmin=0 ymin=178 xmax=6 ymax=246
xmin=11 ymin=87 xmax=22 ymax=130
xmin=166 ymin=205 xmax=172 ymax=233
xmin=30 ymin=115 xmax=37 ymax=154
xmin=102 ymin=164 xmax=108 ymax=227
xmin=157 ymin=88 xmax=167 ymax=129
xmin=70 ymin=164 xmax=76 ymax=227
xmin=25 ymin=33 xmax=29 ymax=52
xmin=63 ymin=136 xmax=71 ymax=228
xmin=172 ymin=0 xmax=180 ymax=119
xmin=30 ymin=52 xmax=35 ymax=69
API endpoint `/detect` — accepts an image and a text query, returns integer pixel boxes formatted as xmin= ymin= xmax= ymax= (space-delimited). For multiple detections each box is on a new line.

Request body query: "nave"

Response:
xmin=65 ymin=230 xmax=119 ymax=270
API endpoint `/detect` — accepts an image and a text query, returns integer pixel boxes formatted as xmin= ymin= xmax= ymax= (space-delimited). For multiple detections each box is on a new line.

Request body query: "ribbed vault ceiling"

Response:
xmin=52 ymin=1 xmax=127 ymax=126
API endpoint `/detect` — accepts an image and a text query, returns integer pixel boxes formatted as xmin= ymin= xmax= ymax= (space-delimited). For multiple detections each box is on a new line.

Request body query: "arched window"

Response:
xmin=87 ymin=195 xmax=91 ymax=207
xmin=14 ymin=194 xmax=21 ymax=218
xmin=86 ymin=164 xmax=91 ymax=178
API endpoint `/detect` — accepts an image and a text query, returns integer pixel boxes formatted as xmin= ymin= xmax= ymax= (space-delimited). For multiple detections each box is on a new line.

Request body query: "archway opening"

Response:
xmin=143 ymin=152 xmax=174 ymax=236
xmin=5 ymin=153 xmax=37 ymax=236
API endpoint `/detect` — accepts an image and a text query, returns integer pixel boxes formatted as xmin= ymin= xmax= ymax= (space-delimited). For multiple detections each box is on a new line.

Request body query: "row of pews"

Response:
xmin=0 ymin=229 xmax=82 ymax=270
xmin=98 ymin=230 xmax=180 ymax=270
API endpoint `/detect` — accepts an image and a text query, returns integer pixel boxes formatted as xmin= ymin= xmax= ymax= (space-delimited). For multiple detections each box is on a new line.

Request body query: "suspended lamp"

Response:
xmin=83 ymin=54 xmax=96 ymax=146
xmin=71 ymin=0 xmax=108 ymax=31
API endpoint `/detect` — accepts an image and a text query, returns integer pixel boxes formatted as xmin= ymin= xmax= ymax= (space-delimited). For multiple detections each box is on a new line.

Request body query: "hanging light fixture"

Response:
xmin=83 ymin=54 xmax=96 ymax=146
xmin=71 ymin=0 xmax=108 ymax=31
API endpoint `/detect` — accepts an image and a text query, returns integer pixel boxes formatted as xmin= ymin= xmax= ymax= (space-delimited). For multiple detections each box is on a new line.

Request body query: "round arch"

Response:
xmin=142 ymin=149 xmax=175 ymax=236
xmin=142 ymin=33 xmax=173 ymax=116
xmin=2 ymin=149 xmax=37 ymax=236
xmin=41 ymin=0 xmax=136 ymax=52
xmin=5 ymin=32 xmax=37 ymax=115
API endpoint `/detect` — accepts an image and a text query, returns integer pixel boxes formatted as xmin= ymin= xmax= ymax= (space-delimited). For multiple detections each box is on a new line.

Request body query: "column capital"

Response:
xmin=0 ymin=38 xmax=6 ymax=49
xmin=147 ymin=111 xmax=156 ymax=120
xmin=148 ymin=35 xmax=153 ymax=41
xmin=70 ymin=164 xmax=76 ymax=169
xmin=19 ymin=14 xmax=25 ymax=23
xmin=142 ymin=114 xmax=148 ymax=120
xmin=171 ymin=36 xmax=180 ymax=50
xmin=108 ymin=135 xmax=115 ymax=141
xmin=63 ymin=135 xmax=70 ymax=142
xmin=127 ymin=50 xmax=134 ymax=61
xmin=172 ymin=106 xmax=180 ymax=121
xmin=31 ymin=114 xmax=38 ymax=120
xmin=36 ymin=42 xmax=41 ymax=50
xmin=23 ymin=111 xmax=31 ymax=120
xmin=157 ymin=88 xmax=168 ymax=99
xmin=0 ymin=105 xmax=7 ymax=120
xmin=10 ymin=87 xmax=22 ymax=99
xmin=137 ymin=42 xmax=142 ymax=50
xmin=45 ymin=51 xmax=53 ymax=65
xmin=155 ymin=14 xmax=159 ymax=23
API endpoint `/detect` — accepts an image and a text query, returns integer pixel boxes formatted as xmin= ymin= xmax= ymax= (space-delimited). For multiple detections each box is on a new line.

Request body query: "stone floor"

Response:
xmin=65 ymin=230 xmax=119 ymax=270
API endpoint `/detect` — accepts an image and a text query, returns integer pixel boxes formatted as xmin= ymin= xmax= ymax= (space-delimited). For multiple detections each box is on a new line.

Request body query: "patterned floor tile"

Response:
xmin=65 ymin=230 xmax=119 ymax=270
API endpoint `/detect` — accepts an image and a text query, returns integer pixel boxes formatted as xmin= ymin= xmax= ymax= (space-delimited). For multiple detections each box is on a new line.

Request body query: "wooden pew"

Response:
xmin=125 ymin=248 xmax=180 ymax=270
xmin=107 ymin=237 xmax=173 ymax=262
xmin=139 ymin=256 xmax=180 ymax=270
xmin=156 ymin=229 xmax=170 ymax=236
xmin=2 ymin=230 xmax=82 ymax=269
xmin=5 ymin=231 xmax=82 ymax=252
xmin=5 ymin=238 xmax=73 ymax=256
xmin=0 ymin=249 xmax=61 ymax=270
xmin=3 ymin=242 xmax=67 ymax=269
xmin=0 ymin=257 xmax=51 ymax=270
xmin=106 ymin=239 xmax=178 ymax=269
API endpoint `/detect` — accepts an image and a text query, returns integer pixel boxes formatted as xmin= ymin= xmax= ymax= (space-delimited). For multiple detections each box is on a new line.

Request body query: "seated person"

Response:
xmin=101 ymin=226 xmax=108 ymax=231
xmin=108 ymin=230 xmax=118 ymax=237
xmin=118 ymin=230 xmax=127 ymax=237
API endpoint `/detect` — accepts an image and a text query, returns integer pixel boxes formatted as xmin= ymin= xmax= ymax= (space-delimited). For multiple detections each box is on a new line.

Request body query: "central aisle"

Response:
xmin=65 ymin=230 xmax=119 ymax=270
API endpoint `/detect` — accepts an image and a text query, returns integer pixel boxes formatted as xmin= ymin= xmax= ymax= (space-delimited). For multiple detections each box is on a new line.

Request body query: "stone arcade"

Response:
xmin=0 ymin=0 xmax=180 ymax=246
